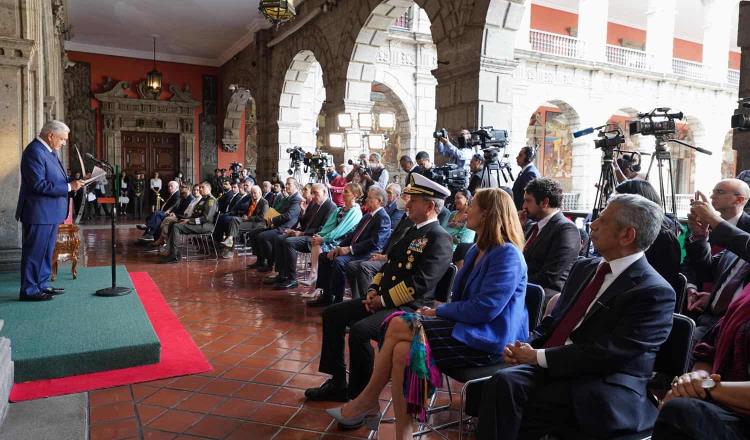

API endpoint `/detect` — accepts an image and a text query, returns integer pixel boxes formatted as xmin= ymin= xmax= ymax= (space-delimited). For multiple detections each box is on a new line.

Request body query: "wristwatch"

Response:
xmin=702 ymin=377 xmax=716 ymax=402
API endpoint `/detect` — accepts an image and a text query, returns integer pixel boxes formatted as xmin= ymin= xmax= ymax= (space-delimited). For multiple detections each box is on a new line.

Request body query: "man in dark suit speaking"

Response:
xmin=476 ymin=193 xmax=675 ymax=439
xmin=16 ymin=120 xmax=84 ymax=301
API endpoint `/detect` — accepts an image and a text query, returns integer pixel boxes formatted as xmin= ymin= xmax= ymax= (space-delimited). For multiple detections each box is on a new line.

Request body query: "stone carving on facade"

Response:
xmin=63 ymin=61 xmax=97 ymax=169
xmin=51 ymin=0 xmax=67 ymax=36
xmin=244 ymin=99 xmax=258 ymax=176
xmin=222 ymin=87 xmax=253 ymax=152
xmin=135 ymin=81 xmax=161 ymax=100
xmin=200 ymin=75 xmax=218 ymax=181
xmin=94 ymin=80 xmax=199 ymax=184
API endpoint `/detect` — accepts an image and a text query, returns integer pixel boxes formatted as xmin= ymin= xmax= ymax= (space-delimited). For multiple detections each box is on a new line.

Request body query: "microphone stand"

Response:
xmin=92 ymin=158 xmax=132 ymax=297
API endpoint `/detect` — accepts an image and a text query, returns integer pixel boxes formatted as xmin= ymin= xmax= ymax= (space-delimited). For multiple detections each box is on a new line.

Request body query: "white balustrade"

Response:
xmin=529 ymin=29 xmax=585 ymax=59
xmin=605 ymin=45 xmax=651 ymax=70
xmin=391 ymin=8 xmax=412 ymax=31
xmin=728 ymin=69 xmax=740 ymax=86
xmin=672 ymin=58 xmax=705 ymax=80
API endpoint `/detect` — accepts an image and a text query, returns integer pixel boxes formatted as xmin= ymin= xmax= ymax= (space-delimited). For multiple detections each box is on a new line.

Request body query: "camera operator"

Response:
xmin=613 ymin=154 xmax=644 ymax=183
xmin=435 ymin=128 xmax=474 ymax=169
xmin=326 ymin=164 xmax=348 ymax=207
xmin=511 ymin=146 xmax=540 ymax=210
xmin=345 ymin=154 xmax=368 ymax=183
xmin=348 ymin=153 xmax=388 ymax=191
xmin=415 ymin=151 xmax=440 ymax=182
xmin=467 ymin=153 xmax=485 ymax=195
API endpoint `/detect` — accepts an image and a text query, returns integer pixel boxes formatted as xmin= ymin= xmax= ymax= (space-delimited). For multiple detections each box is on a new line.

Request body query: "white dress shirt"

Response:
xmin=537 ymin=251 xmax=645 ymax=367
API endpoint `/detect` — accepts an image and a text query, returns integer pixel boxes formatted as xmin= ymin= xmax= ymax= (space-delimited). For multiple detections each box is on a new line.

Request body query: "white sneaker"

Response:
xmin=221 ymin=236 xmax=233 ymax=248
xmin=159 ymin=245 xmax=169 ymax=256
xmin=301 ymin=288 xmax=323 ymax=299
xmin=299 ymin=277 xmax=317 ymax=286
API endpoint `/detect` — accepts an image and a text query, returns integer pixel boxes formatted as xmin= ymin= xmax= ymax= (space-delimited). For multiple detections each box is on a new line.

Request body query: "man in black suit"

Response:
xmin=685 ymin=178 xmax=750 ymax=343
xmin=247 ymin=178 xmax=303 ymax=271
xmin=162 ymin=182 xmax=218 ymax=263
xmin=346 ymin=194 xmax=414 ymax=299
xmin=522 ymin=177 xmax=581 ymax=301
xmin=137 ymin=180 xmax=180 ymax=242
xmin=269 ymin=183 xmax=337 ymax=289
xmin=306 ymin=186 xmax=392 ymax=306
xmin=476 ymin=193 xmax=675 ymax=440
xmin=511 ymin=145 xmax=540 ymax=210
xmin=217 ymin=181 xmax=238 ymax=214
xmin=305 ymin=173 xmax=453 ymax=402
xmin=384 ymin=183 xmax=405 ymax=228
xmin=399 ymin=155 xmax=422 ymax=188
xmin=212 ymin=181 xmax=253 ymax=244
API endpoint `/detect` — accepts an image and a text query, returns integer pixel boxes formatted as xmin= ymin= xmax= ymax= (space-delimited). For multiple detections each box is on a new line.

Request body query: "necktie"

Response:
xmin=351 ymin=213 xmax=372 ymax=244
xmin=245 ymin=201 xmax=256 ymax=217
xmin=544 ymin=262 xmax=612 ymax=348
xmin=524 ymin=224 xmax=540 ymax=251
xmin=712 ymin=259 xmax=750 ymax=316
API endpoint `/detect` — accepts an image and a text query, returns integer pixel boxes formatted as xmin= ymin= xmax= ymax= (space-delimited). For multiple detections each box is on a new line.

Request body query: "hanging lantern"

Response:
xmin=259 ymin=0 xmax=296 ymax=26
xmin=146 ymin=36 xmax=162 ymax=95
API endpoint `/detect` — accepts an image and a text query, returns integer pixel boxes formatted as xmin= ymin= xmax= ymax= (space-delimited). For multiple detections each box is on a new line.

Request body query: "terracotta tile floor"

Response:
xmin=82 ymin=225 xmax=462 ymax=439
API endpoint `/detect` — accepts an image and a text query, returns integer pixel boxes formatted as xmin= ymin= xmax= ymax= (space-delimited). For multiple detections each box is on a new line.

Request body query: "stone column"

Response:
xmin=577 ymin=0 xmax=608 ymax=62
xmin=0 ymin=0 xmax=39 ymax=270
xmin=514 ymin=0 xmax=531 ymax=51
xmin=645 ymin=0 xmax=677 ymax=74
xmin=733 ymin=1 xmax=750 ymax=172
xmin=703 ymin=0 xmax=732 ymax=84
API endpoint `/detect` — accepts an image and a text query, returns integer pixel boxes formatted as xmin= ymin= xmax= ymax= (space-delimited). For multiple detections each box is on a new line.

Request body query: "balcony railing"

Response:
xmin=391 ymin=8 xmax=412 ymax=31
xmin=606 ymin=45 xmax=651 ymax=70
xmin=672 ymin=58 xmax=705 ymax=81
xmin=529 ymin=29 xmax=584 ymax=59
xmin=729 ymin=69 xmax=740 ymax=86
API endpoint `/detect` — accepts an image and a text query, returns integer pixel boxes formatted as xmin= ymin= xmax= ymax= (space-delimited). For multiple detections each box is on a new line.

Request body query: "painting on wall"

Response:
xmin=542 ymin=111 xmax=573 ymax=191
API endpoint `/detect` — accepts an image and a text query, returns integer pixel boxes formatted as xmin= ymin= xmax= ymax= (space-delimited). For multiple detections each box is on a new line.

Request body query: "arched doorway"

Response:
xmin=277 ymin=50 xmax=326 ymax=180
xmin=525 ymin=100 xmax=581 ymax=191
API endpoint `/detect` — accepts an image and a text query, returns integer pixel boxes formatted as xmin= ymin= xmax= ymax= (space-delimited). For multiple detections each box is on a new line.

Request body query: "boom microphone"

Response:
xmin=85 ymin=153 xmax=113 ymax=170
xmin=572 ymin=127 xmax=595 ymax=138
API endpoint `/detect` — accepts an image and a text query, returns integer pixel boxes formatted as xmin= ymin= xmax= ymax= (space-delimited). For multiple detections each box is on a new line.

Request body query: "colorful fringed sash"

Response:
xmin=380 ymin=311 xmax=442 ymax=422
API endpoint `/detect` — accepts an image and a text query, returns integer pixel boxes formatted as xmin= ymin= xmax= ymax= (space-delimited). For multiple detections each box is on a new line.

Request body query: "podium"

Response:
xmin=95 ymin=197 xmax=132 ymax=296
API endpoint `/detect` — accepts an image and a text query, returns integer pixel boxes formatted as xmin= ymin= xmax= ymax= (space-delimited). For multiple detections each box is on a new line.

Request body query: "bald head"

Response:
xmin=710 ymin=178 xmax=750 ymax=218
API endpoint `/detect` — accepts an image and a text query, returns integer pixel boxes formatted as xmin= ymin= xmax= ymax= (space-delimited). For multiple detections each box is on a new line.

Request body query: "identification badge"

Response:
xmin=408 ymin=238 xmax=428 ymax=253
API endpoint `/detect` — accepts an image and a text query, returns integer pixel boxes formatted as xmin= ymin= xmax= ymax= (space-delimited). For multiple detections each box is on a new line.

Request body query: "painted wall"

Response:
xmin=531 ymin=4 xmax=740 ymax=67
xmin=66 ymin=51 xmax=223 ymax=180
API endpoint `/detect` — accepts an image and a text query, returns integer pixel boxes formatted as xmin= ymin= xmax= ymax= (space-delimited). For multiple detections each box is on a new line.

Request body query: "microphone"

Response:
xmin=572 ymin=127 xmax=595 ymax=138
xmin=85 ymin=153 xmax=112 ymax=169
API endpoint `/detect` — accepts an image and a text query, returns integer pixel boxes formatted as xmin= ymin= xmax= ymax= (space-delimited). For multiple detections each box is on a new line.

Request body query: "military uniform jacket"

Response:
xmin=370 ymin=220 xmax=453 ymax=309
xmin=133 ymin=178 xmax=145 ymax=197
xmin=188 ymin=195 xmax=218 ymax=225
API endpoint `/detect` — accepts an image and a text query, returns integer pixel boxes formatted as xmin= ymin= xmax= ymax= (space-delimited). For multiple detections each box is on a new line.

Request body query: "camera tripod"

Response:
xmin=584 ymin=149 xmax=618 ymax=256
xmin=480 ymin=159 xmax=514 ymax=189
xmin=644 ymin=135 xmax=711 ymax=219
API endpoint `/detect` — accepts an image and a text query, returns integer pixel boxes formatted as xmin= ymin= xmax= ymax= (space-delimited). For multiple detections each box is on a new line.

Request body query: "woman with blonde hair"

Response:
xmin=301 ymin=183 xmax=364 ymax=293
xmin=325 ymin=188 xmax=529 ymax=438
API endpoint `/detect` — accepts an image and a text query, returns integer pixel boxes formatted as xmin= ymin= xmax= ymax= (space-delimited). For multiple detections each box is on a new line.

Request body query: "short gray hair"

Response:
xmin=430 ymin=197 xmax=444 ymax=215
xmin=607 ymin=193 xmax=662 ymax=251
xmin=311 ymin=183 xmax=328 ymax=198
xmin=368 ymin=186 xmax=387 ymax=206
xmin=40 ymin=120 xmax=70 ymax=137
xmin=387 ymin=183 xmax=402 ymax=197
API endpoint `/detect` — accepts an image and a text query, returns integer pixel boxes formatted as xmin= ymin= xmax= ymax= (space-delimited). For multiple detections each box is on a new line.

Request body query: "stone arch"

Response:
xmin=371 ymin=81 xmax=412 ymax=175
xmin=524 ymin=99 xmax=581 ymax=191
xmin=721 ymin=129 xmax=737 ymax=178
xmin=276 ymin=50 xmax=326 ymax=177
xmin=222 ymin=87 xmax=254 ymax=153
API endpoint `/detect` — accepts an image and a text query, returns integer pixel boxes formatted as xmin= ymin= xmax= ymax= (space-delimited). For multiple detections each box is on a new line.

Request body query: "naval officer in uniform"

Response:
xmin=305 ymin=173 xmax=453 ymax=402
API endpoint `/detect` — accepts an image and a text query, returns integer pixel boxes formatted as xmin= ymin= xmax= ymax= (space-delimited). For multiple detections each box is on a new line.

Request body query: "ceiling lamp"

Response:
xmin=145 ymin=36 xmax=162 ymax=95
xmin=259 ymin=0 xmax=296 ymax=26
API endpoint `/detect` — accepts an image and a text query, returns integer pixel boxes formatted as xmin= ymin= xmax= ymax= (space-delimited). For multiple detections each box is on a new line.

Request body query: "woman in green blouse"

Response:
xmin=301 ymin=183 xmax=364 ymax=292
xmin=445 ymin=189 xmax=475 ymax=251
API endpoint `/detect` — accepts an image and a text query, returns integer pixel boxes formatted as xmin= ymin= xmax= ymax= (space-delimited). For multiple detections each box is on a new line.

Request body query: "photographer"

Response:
xmin=435 ymin=128 xmax=474 ymax=169
xmin=416 ymin=151 xmax=439 ymax=182
xmin=345 ymin=154 xmax=368 ymax=183
xmin=349 ymin=153 xmax=388 ymax=191
xmin=326 ymin=164 xmax=348 ymax=207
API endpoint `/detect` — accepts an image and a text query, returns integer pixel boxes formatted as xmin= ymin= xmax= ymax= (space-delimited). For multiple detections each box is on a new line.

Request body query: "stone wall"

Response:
xmin=0 ymin=0 xmax=67 ymax=271
xmin=220 ymin=0 xmax=527 ymax=181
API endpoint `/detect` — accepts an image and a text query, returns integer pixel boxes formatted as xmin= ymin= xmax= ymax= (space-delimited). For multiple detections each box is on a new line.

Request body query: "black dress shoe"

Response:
xmin=20 ymin=292 xmax=54 ymax=301
xmin=42 ymin=287 xmax=65 ymax=295
xmin=257 ymin=265 xmax=273 ymax=273
xmin=161 ymin=255 xmax=180 ymax=264
xmin=306 ymin=295 xmax=333 ymax=307
xmin=263 ymin=275 xmax=284 ymax=285
xmin=304 ymin=378 xmax=348 ymax=402
xmin=274 ymin=279 xmax=298 ymax=290
xmin=246 ymin=261 xmax=266 ymax=269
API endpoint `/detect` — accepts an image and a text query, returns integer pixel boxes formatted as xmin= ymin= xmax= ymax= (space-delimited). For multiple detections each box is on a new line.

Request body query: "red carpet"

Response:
xmin=10 ymin=272 xmax=212 ymax=401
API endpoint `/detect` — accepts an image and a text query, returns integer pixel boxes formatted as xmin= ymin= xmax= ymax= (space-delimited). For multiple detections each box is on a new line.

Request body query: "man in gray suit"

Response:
xmin=521 ymin=178 xmax=581 ymax=301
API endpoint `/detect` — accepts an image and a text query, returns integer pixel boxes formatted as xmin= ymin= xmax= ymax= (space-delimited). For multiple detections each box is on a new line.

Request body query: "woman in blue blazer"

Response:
xmin=324 ymin=188 xmax=528 ymax=438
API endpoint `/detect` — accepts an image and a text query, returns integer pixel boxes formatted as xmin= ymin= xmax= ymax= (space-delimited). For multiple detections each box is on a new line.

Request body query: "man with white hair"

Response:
xmin=16 ymin=120 xmax=84 ymax=301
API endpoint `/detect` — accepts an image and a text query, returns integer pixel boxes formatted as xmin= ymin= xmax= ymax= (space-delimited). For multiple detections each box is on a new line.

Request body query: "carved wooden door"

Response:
xmin=121 ymin=131 xmax=179 ymax=182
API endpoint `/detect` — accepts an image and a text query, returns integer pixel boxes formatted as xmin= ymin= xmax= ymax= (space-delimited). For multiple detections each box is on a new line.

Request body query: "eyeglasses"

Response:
xmin=712 ymin=188 xmax=741 ymax=196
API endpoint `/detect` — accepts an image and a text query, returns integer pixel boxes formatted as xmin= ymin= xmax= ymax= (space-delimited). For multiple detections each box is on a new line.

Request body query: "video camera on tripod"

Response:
xmin=304 ymin=151 xmax=334 ymax=182
xmin=628 ymin=108 xmax=683 ymax=138
xmin=469 ymin=127 xmax=515 ymax=186
xmin=433 ymin=163 xmax=468 ymax=194
xmin=286 ymin=146 xmax=305 ymax=176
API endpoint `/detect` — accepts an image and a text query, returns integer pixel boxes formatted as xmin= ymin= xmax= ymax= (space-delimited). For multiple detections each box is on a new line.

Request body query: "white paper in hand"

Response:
xmin=82 ymin=166 xmax=107 ymax=186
